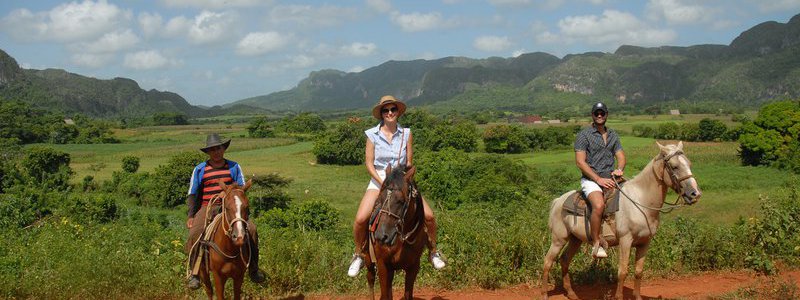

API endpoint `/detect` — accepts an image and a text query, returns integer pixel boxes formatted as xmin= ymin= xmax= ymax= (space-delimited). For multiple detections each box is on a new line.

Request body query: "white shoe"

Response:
xmin=592 ymin=244 xmax=608 ymax=258
xmin=430 ymin=251 xmax=446 ymax=270
xmin=347 ymin=254 xmax=363 ymax=277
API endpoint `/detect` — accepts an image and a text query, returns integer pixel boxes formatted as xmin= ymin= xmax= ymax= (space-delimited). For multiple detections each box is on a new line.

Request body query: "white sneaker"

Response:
xmin=347 ymin=254 xmax=363 ymax=277
xmin=592 ymin=244 xmax=608 ymax=258
xmin=430 ymin=251 xmax=446 ymax=270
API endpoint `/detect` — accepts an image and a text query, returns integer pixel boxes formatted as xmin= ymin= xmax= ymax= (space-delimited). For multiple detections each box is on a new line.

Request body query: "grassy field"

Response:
xmin=54 ymin=116 xmax=794 ymax=223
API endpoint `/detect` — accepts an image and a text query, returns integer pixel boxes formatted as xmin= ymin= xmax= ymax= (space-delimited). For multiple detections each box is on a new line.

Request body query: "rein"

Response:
xmin=374 ymin=180 xmax=423 ymax=245
xmin=203 ymin=189 xmax=250 ymax=267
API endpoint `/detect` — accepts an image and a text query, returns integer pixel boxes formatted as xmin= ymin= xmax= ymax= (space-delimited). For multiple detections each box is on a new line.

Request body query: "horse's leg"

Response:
xmin=232 ymin=276 xmax=243 ymax=300
xmin=560 ymin=236 xmax=582 ymax=300
xmin=201 ymin=270 xmax=213 ymax=300
xmin=615 ymin=236 xmax=633 ymax=300
xmin=632 ymin=243 xmax=651 ymax=300
xmin=541 ymin=236 xmax=567 ymax=300
xmin=403 ymin=260 xmax=421 ymax=300
xmin=377 ymin=262 xmax=394 ymax=300
xmin=213 ymin=273 xmax=227 ymax=300
xmin=367 ymin=263 xmax=376 ymax=300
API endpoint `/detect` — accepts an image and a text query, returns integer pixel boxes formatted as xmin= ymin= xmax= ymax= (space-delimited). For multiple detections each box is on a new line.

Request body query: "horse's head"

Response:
xmin=373 ymin=164 xmax=418 ymax=246
xmin=656 ymin=141 xmax=701 ymax=204
xmin=218 ymin=179 xmax=252 ymax=247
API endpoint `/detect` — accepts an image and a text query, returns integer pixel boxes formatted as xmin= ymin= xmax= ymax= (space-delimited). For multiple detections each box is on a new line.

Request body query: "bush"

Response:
xmin=121 ymin=156 xmax=140 ymax=173
xmin=312 ymin=119 xmax=366 ymax=165
xmin=698 ymin=118 xmax=728 ymax=141
xmin=739 ymin=100 xmax=800 ymax=172
xmin=292 ymin=200 xmax=341 ymax=232
xmin=152 ymin=112 xmax=188 ymax=125
xmin=61 ymin=193 xmax=118 ymax=223
xmin=21 ymin=146 xmax=73 ymax=191
xmin=249 ymin=173 xmax=293 ymax=217
xmin=483 ymin=124 xmax=528 ymax=154
xmin=277 ymin=113 xmax=326 ymax=134
xmin=150 ymin=151 xmax=207 ymax=208
xmin=247 ymin=116 xmax=275 ymax=138
xmin=526 ymin=126 xmax=578 ymax=151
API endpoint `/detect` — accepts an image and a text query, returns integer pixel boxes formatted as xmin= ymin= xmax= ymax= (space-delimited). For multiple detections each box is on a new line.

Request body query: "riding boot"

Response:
xmin=186 ymin=245 xmax=202 ymax=290
xmin=248 ymin=235 xmax=266 ymax=283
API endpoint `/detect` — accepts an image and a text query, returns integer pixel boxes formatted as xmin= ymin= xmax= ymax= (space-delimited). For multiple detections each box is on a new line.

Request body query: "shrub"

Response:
xmin=312 ymin=119 xmax=366 ymax=165
xmin=483 ymin=124 xmax=528 ymax=153
xmin=21 ymin=146 xmax=73 ymax=191
xmin=61 ymin=193 xmax=118 ymax=223
xmin=150 ymin=151 xmax=207 ymax=208
xmin=152 ymin=112 xmax=188 ymax=125
xmin=739 ymin=100 xmax=800 ymax=172
xmin=698 ymin=118 xmax=728 ymax=141
xmin=277 ymin=113 xmax=326 ymax=134
xmin=292 ymin=200 xmax=341 ymax=232
xmin=121 ymin=156 xmax=140 ymax=173
xmin=247 ymin=116 xmax=275 ymax=138
xmin=249 ymin=173 xmax=293 ymax=217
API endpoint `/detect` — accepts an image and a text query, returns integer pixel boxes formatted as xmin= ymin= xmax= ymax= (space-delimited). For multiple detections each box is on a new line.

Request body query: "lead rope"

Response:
xmin=614 ymin=156 xmax=686 ymax=214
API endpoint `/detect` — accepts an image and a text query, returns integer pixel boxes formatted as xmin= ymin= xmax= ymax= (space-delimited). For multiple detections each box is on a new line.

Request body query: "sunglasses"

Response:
xmin=381 ymin=107 xmax=398 ymax=114
xmin=593 ymin=111 xmax=607 ymax=117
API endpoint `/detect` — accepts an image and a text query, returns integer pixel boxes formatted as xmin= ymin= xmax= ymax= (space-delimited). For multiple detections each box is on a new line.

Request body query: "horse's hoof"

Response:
xmin=186 ymin=276 xmax=201 ymax=290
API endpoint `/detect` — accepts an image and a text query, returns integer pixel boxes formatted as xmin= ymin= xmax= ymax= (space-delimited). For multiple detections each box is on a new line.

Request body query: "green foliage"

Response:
xmin=121 ymin=155 xmax=140 ymax=173
xmin=699 ymin=118 xmax=728 ymax=141
xmin=415 ymin=149 xmax=531 ymax=209
xmin=60 ymin=193 xmax=118 ymax=223
xmin=21 ymin=146 xmax=73 ymax=191
xmin=249 ymin=173 xmax=293 ymax=217
xmin=246 ymin=116 xmax=275 ymax=138
xmin=151 ymin=151 xmax=207 ymax=208
xmin=312 ymin=119 xmax=367 ymax=165
xmin=276 ymin=112 xmax=326 ymax=133
xmin=739 ymin=100 xmax=800 ymax=171
xmin=483 ymin=124 xmax=528 ymax=153
xmin=152 ymin=112 xmax=188 ymax=125
xmin=525 ymin=125 xmax=579 ymax=151
xmin=258 ymin=200 xmax=341 ymax=232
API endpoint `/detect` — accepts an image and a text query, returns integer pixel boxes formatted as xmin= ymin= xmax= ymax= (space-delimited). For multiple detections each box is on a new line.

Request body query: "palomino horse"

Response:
xmin=542 ymin=142 xmax=702 ymax=300
xmin=198 ymin=179 xmax=253 ymax=300
xmin=366 ymin=165 xmax=428 ymax=300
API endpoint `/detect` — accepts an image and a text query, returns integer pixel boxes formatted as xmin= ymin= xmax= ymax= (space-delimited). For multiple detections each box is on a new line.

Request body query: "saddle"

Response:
xmin=561 ymin=181 xmax=624 ymax=242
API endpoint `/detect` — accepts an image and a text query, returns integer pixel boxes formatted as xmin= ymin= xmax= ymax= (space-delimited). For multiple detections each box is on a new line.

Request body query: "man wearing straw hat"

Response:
xmin=184 ymin=133 xmax=265 ymax=289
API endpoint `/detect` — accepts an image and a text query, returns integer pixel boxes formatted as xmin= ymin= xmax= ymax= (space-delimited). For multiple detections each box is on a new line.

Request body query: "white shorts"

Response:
xmin=580 ymin=177 xmax=603 ymax=196
xmin=366 ymin=170 xmax=387 ymax=191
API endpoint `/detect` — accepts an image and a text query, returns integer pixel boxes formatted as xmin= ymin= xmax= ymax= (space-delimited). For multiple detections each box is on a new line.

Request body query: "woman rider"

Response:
xmin=347 ymin=95 xmax=446 ymax=277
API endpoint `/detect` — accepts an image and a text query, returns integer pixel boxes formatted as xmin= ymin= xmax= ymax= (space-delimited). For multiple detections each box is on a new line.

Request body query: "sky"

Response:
xmin=1 ymin=1 xmax=799 ymax=107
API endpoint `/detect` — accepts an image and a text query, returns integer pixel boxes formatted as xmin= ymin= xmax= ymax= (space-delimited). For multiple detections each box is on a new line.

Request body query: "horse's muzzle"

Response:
xmin=376 ymin=223 xmax=398 ymax=246
xmin=682 ymin=188 xmax=701 ymax=205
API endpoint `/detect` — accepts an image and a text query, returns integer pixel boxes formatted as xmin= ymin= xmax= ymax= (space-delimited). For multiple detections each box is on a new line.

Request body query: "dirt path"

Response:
xmin=301 ymin=270 xmax=800 ymax=300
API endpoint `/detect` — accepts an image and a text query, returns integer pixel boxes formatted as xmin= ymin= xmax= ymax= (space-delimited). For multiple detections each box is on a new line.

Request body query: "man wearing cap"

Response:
xmin=574 ymin=102 xmax=626 ymax=258
xmin=184 ymin=133 xmax=265 ymax=289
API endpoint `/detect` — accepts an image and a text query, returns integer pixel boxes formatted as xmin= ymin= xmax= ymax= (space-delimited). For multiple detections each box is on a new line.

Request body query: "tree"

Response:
xmin=312 ymin=119 xmax=367 ymax=165
xmin=698 ymin=118 xmax=728 ymax=141
xmin=483 ymin=124 xmax=528 ymax=153
xmin=247 ymin=116 xmax=274 ymax=138
xmin=739 ymin=100 xmax=800 ymax=172
xmin=122 ymin=156 xmax=140 ymax=173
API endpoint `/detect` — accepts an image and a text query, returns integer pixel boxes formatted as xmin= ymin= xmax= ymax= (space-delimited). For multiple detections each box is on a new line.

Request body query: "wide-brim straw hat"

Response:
xmin=200 ymin=133 xmax=231 ymax=152
xmin=371 ymin=95 xmax=407 ymax=120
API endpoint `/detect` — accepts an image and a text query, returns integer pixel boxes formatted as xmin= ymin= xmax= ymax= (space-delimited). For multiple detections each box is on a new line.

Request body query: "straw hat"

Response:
xmin=371 ymin=95 xmax=407 ymax=120
xmin=200 ymin=133 xmax=231 ymax=152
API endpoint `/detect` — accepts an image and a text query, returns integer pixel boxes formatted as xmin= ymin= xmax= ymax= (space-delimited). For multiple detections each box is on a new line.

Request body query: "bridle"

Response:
xmin=374 ymin=182 xmax=423 ymax=245
xmin=653 ymin=150 xmax=696 ymax=204
xmin=202 ymin=187 xmax=250 ymax=265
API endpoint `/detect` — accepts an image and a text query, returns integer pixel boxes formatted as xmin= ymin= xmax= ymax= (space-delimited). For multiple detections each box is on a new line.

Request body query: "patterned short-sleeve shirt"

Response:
xmin=365 ymin=123 xmax=409 ymax=170
xmin=574 ymin=124 xmax=623 ymax=180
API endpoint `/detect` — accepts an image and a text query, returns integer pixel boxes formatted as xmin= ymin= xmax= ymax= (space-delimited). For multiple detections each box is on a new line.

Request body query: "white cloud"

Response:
xmin=348 ymin=66 xmax=365 ymax=73
xmin=160 ymin=0 xmax=270 ymax=9
xmin=390 ymin=12 xmax=446 ymax=32
xmin=366 ymin=0 xmax=392 ymax=13
xmin=645 ymin=0 xmax=711 ymax=24
xmin=550 ymin=10 xmax=677 ymax=48
xmin=341 ymin=42 xmax=377 ymax=56
xmin=73 ymin=29 xmax=140 ymax=54
xmin=236 ymin=31 xmax=292 ymax=56
xmin=283 ymin=55 xmax=315 ymax=69
xmin=71 ymin=53 xmax=115 ymax=68
xmin=188 ymin=11 xmax=238 ymax=45
xmin=138 ymin=12 xmax=163 ymax=38
xmin=268 ymin=5 xmax=358 ymax=29
xmin=473 ymin=35 xmax=513 ymax=52
xmin=0 ymin=0 xmax=131 ymax=42
xmin=123 ymin=50 xmax=177 ymax=70
xmin=512 ymin=49 xmax=526 ymax=57
xmin=164 ymin=16 xmax=192 ymax=37
xmin=489 ymin=0 xmax=533 ymax=7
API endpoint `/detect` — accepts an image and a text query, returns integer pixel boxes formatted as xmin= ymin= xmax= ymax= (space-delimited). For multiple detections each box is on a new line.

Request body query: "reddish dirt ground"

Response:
xmin=300 ymin=270 xmax=800 ymax=300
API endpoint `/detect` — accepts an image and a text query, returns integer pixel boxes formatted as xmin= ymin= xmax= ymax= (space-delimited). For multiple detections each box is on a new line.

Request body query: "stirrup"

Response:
xmin=592 ymin=244 xmax=608 ymax=258
xmin=347 ymin=254 xmax=364 ymax=277
xmin=430 ymin=251 xmax=446 ymax=270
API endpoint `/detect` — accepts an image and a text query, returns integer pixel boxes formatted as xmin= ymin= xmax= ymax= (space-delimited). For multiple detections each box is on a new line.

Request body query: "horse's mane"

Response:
xmin=382 ymin=167 xmax=407 ymax=191
xmin=626 ymin=143 xmax=680 ymax=186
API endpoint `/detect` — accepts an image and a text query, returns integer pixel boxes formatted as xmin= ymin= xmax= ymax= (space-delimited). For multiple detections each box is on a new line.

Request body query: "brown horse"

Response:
xmin=365 ymin=165 xmax=427 ymax=300
xmin=541 ymin=142 xmax=702 ymax=300
xmin=198 ymin=179 xmax=253 ymax=300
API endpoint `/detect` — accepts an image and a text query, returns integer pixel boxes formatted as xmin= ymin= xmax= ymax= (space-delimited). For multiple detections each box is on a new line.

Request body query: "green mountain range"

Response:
xmin=2 ymin=13 xmax=800 ymax=119
xmin=232 ymin=13 xmax=800 ymax=113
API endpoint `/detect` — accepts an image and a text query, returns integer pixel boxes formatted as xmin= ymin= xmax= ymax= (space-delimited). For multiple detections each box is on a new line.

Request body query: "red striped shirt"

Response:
xmin=201 ymin=163 xmax=233 ymax=206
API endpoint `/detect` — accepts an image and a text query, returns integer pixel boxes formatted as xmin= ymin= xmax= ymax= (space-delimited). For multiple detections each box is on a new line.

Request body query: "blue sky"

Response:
xmin=1 ymin=0 xmax=799 ymax=106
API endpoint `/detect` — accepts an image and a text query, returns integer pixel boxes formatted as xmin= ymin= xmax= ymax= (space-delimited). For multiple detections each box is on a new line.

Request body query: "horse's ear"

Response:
xmin=404 ymin=165 xmax=416 ymax=181
xmin=243 ymin=179 xmax=252 ymax=192
xmin=385 ymin=164 xmax=392 ymax=177
xmin=218 ymin=178 xmax=227 ymax=190
xmin=656 ymin=141 xmax=668 ymax=154
xmin=677 ymin=141 xmax=684 ymax=150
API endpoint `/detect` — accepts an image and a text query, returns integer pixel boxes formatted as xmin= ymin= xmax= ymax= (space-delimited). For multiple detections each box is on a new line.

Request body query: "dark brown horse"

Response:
xmin=198 ymin=179 xmax=253 ymax=300
xmin=365 ymin=165 xmax=427 ymax=300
